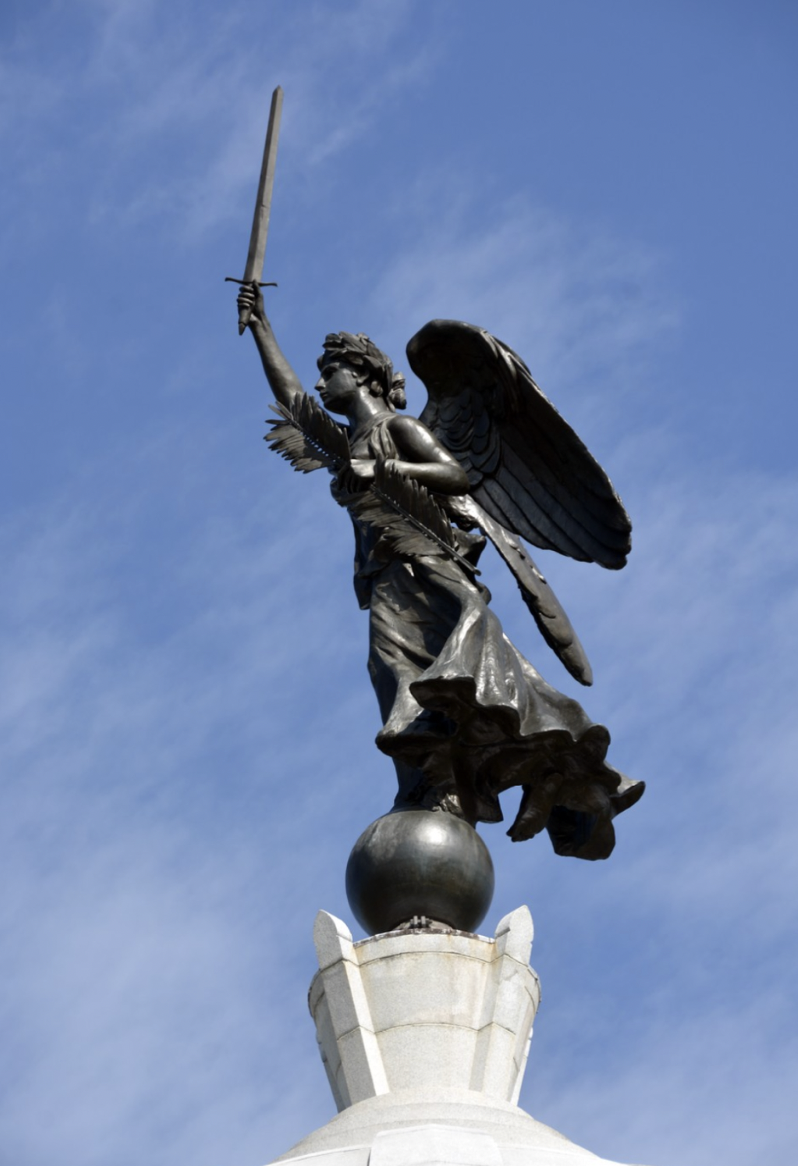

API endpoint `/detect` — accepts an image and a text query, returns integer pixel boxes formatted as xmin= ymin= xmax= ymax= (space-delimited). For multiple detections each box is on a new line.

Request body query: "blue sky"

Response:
xmin=1 ymin=2 xmax=797 ymax=1164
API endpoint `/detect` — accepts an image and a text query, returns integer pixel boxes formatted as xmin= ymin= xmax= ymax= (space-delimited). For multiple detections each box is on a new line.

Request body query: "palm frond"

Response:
xmin=266 ymin=397 xmax=478 ymax=575
xmin=351 ymin=461 xmax=479 ymax=575
xmin=265 ymin=394 xmax=350 ymax=473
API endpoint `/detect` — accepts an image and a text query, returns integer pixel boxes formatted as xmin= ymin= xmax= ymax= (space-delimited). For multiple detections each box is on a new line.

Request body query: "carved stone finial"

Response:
xmin=309 ymin=907 xmax=540 ymax=1111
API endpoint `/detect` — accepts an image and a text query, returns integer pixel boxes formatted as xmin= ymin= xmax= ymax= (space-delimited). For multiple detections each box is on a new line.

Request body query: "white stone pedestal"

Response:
xmin=270 ymin=908 xmax=649 ymax=1166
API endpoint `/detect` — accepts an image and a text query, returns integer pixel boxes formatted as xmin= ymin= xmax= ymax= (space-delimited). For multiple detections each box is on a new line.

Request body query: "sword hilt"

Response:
xmin=225 ymin=277 xmax=278 ymax=335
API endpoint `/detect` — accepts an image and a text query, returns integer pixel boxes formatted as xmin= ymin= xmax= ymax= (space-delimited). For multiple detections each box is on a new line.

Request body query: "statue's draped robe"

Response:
xmin=337 ymin=415 xmax=642 ymax=860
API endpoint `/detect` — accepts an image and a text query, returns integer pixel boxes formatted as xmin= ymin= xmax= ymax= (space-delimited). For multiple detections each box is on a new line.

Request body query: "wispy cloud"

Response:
xmin=0 ymin=0 xmax=434 ymax=254
xmin=366 ymin=187 xmax=676 ymax=445
xmin=0 ymin=444 xmax=365 ymax=1162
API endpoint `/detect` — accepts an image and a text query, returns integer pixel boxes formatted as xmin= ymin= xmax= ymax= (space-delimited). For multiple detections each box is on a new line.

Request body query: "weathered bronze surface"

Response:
xmin=236 ymin=282 xmax=644 ymax=863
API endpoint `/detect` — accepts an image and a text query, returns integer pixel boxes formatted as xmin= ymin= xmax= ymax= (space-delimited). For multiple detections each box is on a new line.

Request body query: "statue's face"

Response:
xmin=315 ymin=357 xmax=360 ymax=415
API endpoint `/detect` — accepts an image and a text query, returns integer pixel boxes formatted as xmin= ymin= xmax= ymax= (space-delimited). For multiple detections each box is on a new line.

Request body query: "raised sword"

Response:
xmin=225 ymin=84 xmax=283 ymax=334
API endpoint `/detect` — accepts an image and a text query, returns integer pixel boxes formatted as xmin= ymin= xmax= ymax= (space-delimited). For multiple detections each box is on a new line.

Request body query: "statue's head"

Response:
xmin=317 ymin=332 xmax=407 ymax=411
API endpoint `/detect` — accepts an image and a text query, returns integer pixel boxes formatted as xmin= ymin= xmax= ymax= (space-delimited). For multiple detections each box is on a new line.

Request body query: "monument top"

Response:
xmin=267 ymin=907 xmax=649 ymax=1166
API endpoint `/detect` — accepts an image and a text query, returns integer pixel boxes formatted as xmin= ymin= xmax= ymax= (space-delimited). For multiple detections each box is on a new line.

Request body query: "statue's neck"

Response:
xmin=347 ymin=394 xmax=391 ymax=436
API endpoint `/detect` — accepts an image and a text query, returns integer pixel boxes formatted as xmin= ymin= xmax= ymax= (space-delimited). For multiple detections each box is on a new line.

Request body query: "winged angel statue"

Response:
xmin=238 ymin=284 xmax=643 ymax=861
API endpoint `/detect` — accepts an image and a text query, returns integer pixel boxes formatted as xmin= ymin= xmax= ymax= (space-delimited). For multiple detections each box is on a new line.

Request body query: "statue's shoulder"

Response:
xmin=384 ymin=412 xmax=438 ymax=447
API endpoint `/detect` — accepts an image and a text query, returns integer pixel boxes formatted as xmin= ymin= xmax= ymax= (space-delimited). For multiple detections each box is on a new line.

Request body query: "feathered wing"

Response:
xmin=408 ymin=319 xmax=632 ymax=569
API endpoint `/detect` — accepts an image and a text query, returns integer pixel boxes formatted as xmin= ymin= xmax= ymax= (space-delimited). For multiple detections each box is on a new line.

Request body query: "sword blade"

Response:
xmin=237 ymin=85 xmax=283 ymax=333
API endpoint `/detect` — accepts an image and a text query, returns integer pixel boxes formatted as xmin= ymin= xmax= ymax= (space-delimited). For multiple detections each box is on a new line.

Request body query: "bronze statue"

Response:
xmin=236 ymin=284 xmax=643 ymax=862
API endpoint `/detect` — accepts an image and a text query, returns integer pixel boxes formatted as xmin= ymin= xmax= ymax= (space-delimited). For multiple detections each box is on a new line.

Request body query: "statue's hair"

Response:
xmin=319 ymin=332 xmax=407 ymax=411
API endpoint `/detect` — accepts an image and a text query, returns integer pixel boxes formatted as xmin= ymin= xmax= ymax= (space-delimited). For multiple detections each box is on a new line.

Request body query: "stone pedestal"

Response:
xmin=270 ymin=907 xmax=649 ymax=1166
xmin=310 ymin=907 xmax=538 ymax=1111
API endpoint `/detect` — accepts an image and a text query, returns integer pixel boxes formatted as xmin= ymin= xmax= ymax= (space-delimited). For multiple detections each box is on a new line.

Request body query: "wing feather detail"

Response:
xmin=411 ymin=320 xmax=631 ymax=569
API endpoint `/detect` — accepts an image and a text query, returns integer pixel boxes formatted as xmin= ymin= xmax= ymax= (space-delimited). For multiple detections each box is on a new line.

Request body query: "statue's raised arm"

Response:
xmin=237 ymin=283 xmax=304 ymax=410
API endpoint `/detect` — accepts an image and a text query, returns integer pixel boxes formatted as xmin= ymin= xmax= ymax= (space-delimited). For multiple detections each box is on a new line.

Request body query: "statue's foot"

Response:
xmin=393 ymin=780 xmax=465 ymax=818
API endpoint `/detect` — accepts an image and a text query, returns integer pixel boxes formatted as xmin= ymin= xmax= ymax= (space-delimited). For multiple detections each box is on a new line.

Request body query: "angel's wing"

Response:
xmin=408 ymin=320 xmax=632 ymax=569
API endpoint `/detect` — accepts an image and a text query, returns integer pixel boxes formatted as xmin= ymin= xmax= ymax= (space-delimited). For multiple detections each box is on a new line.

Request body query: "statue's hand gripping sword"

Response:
xmin=225 ymin=85 xmax=283 ymax=334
